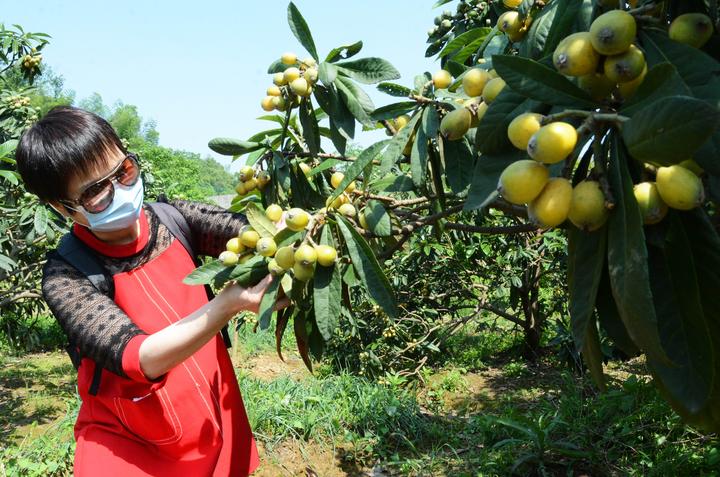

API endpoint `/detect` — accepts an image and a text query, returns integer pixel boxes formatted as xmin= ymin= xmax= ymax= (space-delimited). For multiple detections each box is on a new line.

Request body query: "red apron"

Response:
xmin=70 ymin=210 xmax=259 ymax=476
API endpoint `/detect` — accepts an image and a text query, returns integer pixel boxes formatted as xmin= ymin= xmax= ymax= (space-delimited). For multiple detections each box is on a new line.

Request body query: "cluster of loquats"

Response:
xmin=233 ymin=165 xmax=271 ymax=198
xmin=20 ymin=50 xmax=42 ymax=72
xmin=260 ymin=52 xmax=319 ymax=112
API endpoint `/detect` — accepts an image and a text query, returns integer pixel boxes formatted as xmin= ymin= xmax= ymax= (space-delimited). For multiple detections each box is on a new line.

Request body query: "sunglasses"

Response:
xmin=60 ymin=153 xmax=141 ymax=214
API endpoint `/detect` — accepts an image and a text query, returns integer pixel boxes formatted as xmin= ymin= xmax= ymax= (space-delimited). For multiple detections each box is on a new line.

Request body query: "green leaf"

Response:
xmin=441 ymin=136 xmax=473 ymax=194
xmin=377 ymin=82 xmax=413 ymax=98
xmin=244 ymin=202 xmax=278 ymax=238
xmin=183 ymin=260 xmax=227 ymax=285
xmin=274 ymin=227 xmax=303 ymax=248
xmin=287 ymin=2 xmax=319 ymax=60
xmin=308 ymin=158 xmax=342 ymax=176
xmin=336 ymin=57 xmax=400 ymax=84
xmin=0 ymin=139 xmax=18 ymax=158
xmin=378 ymin=112 xmax=422 ymax=174
xmin=640 ymin=30 xmax=720 ymax=103
xmin=492 ymin=54 xmax=595 ymax=107
xmin=439 ymin=28 xmax=491 ymax=58
xmin=318 ymin=62 xmax=338 ymax=85
xmin=208 ymin=137 xmax=263 ymax=156
xmin=335 ymin=76 xmax=374 ymax=126
xmin=411 ymin=107 xmax=435 ymax=188
xmin=365 ymin=200 xmax=392 ymax=237
xmin=257 ymin=277 xmax=281 ymax=330
xmin=370 ymin=174 xmax=414 ymax=192
xmin=299 ymin=100 xmax=320 ymax=156
xmin=328 ymin=139 xmax=390 ymax=203
xmin=567 ymin=225 xmax=607 ymax=350
xmin=293 ymin=310 xmax=313 ymax=372
xmin=325 ymin=40 xmax=363 ymax=63
xmin=606 ymin=133 xmax=669 ymax=364
xmin=267 ymin=59 xmax=289 ymax=74
xmin=464 ymin=149 xmax=524 ymax=211
xmin=336 ymin=216 xmax=397 ymax=319
xmin=620 ymin=63 xmax=690 ymax=115
xmin=645 ymin=212 xmax=715 ymax=414
xmin=229 ymin=255 xmax=269 ymax=287
xmin=370 ymin=101 xmax=417 ymax=122
xmin=313 ymin=226 xmax=342 ymax=341
xmin=33 ymin=206 xmax=48 ymax=235
xmin=622 ymin=96 xmax=720 ymax=167
xmin=596 ymin=269 xmax=640 ymax=357
xmin=0 ymin=169 xmax=19 ymax=185
xmin=581 ymin=320 xmax=607 ymax=391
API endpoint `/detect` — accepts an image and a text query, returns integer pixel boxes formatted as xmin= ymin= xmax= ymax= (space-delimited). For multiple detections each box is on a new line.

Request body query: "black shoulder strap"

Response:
xmin=55 ymin=233 xmax=108 ymax=395
xmin=148 ymin=199 xmax=232 ymax=350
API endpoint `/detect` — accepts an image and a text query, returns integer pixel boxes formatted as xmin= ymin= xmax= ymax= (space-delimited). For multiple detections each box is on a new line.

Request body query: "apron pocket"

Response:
xmin=113 ymin=388 xmax=182 ymax=444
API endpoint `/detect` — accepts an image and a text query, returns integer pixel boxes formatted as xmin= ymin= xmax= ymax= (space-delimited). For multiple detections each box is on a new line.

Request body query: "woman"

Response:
xmin=15 ymin=106 xmax=286 ymax=476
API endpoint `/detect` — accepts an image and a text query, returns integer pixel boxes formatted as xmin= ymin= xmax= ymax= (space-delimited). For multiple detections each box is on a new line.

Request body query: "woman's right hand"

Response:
xmin=218 ymin=274 xmax=291 ymax=315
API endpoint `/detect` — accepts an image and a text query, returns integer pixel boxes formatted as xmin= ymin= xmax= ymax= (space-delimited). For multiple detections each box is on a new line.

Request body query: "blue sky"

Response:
xmin=4 ymin=1 xmax=442 ymax=170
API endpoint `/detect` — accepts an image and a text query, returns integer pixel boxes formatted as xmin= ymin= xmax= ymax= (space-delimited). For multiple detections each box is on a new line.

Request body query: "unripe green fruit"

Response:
xmin=568 ymin=181 xmax=608 ymax=231
xmin=315 ymin=245 xmax=337 ymax=266
xmin=553 ymin=32 xmax=600 ymax=77
xmin=507 ymin=113 xmax=544 ymax=151
xmin=482 ymin=77 xmax=505 ymax=103
xmin=527 ymin=122 xmax=578 ymax=164
xmin=669 ymin=13 xmax=713 ymax=49
xmin=273 ymin=72 xmax=287 ymax=86
xmin=219 ymin=250 xmax=239 ymax=267
xmin=462 ymin=68 xmax=491 ymax=97
xmin=240 ymin=229 xmax=260 ymax=248
xmin=281 ymin=52 xmax=297 ymax=65
xmin=272 ymin=96 xmax=288 ymax=111
xmin=290 ymin=77 xmax=312 ymax=97
xmin=295 ymin=244 xmax=317 ymax=265
xmin=267 ymin=85 xmax=282 ymax=97
xmin=293 ymin=262 xmax=315 ymax=282
xmin=358 ymin=208 xmax=370 ymax=229
xmin=226 ymin=237 xmax=245 ymax=254
xmin=432 ymin=70 xmax=453 ymax=89
xmin=283 ymin=67 xmax=301 ymax=83
xmin=633 ymin=182 xmax=668 ymax=225
xmin=240 ymin=166 xmax=254 ymax=182
xmin=604 ymin=44 xmax=646 ymax=83
xmin=578 ymin=73 xmax=616 ymax=101
xmin=256 ymin=237 xmax=277 ymax=257
xmin=338 ymin=203 xmax=357 ymax=217
xmin=589 ymin=10 xmax=636 ymax=56
xmin=265 ymin=204 xmax=283 ymax=222
xmin=268 ymin=259 xmax=285 ymax=276
xmin=655 ymin=165 xmax=705 ymax=210
xmin=275 ymin=246 xmax=296 ymax=269
xmin=285 ymin=208 xmax=310 ymax=231
xmin=528 ymin=178 xmax=573 ymax=228
xmin=497 ymin=160 xmax=550 ymax=205
xmin=261 ymin=96 xmax=275 ymax=112
xmin=440 ymin=108 xmax=472 ymax=140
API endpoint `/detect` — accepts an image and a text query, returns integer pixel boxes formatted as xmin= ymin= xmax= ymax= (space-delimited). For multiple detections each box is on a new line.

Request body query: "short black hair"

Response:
xmin=16 ymin=105 xmax=127 ymax=202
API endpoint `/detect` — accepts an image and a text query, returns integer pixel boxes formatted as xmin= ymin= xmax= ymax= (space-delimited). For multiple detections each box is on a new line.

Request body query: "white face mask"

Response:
xmin=81 ymin=178 xmax=144 ymax=232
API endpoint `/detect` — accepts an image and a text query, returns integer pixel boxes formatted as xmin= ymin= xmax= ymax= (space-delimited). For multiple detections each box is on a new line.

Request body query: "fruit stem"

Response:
xmin=381 ymin=119 xmax=397 ymax=136
xmin=410 ymin=94 xmax=442 ymax=106
xmin=541 ymin=109 xmax=592 ymax=124
xmin=628 ymin=3 xmax=657 ymax=16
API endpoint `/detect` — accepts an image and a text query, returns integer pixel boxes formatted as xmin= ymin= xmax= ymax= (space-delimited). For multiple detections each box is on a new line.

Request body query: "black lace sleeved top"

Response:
xmin=41 ymin=200 xmax=247 ymax=378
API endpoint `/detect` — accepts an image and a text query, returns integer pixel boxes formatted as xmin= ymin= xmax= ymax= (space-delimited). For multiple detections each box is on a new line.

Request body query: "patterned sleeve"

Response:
xmin=41 ymin=255 xmax=147 ymax=378
xmin=169 ymin=200 xmax=248 ymax=258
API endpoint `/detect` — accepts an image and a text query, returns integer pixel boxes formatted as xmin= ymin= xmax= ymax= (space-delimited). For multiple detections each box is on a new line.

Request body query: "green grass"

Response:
xmin=1 ymin=328 xmax=719 ymax=476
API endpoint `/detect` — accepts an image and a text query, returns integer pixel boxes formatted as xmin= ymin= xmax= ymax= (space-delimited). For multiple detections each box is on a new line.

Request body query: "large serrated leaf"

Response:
xmin=325 ymin=40 xmax=363 ymax=63
xmin=336 ymin=216 xmax=398 ymax=319
xmin=622 ymin=96 xmax=720 ymax=166
xmin=183 ymin=260 xmax=227 ymax=285
xmin=244 ymin=202 xmax=278 ymax=238
xmin=377 ymin=82 xmax=413 ymax=98
xmin=287 ymin=2 xmax=318 ymax=60
xmin=33 ymin=206 xmax=48 ymax=235
xmin=370 ymin=101 xmax=417 ymax=122
xmin=328 ymin=139 xmax=389 ymax=202
xmin=365 ymin=200 xmax=392 ymax=237
xmin=208 ymin=137 xmax=263 ymax=156
xmin=336 ymin=57 xmax=400 ymax=84
xmin=606 ymin=133 xmax=669 ymax=364
xmin=492 ymin=55 xmax=595 ymax=107
xmin=257 ymin=277 xmax=281 ymax=330
xmin=441 ymin=136 xmax=473 ymax=194
xmin=335 ymin=76 xmax=374 ymax=126
xmin=378 ymin=112 xmax=422 ymax=175
xmin=567 ymin=225 xmax=607 ymax=350
xmin=313 ymin=226 xmax=342 ymax=341
xmin=299 ymin=100 xmax=320 ymax=156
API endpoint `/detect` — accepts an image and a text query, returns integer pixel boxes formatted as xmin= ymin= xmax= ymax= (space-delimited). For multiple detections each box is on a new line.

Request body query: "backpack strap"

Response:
xmin=55 ymin=233 xmax=110 ymax=395
xmin=149 ymin=199 xmax=233 ymax=350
